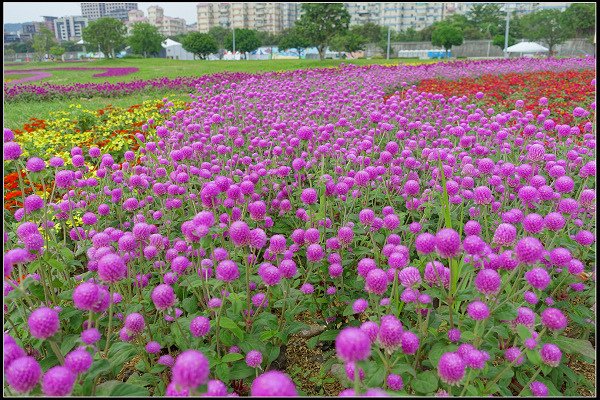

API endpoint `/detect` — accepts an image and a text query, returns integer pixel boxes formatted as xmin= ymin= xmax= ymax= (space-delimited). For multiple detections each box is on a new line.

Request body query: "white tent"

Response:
xmin=161 ymin=39 xmax=196 ymax=61
xmin=506 ymin=42 xmax=549 ymax=53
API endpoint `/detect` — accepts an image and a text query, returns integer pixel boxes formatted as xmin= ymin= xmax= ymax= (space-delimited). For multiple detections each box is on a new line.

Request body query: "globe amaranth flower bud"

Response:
xmin=251 ymin=370 xmax=298 ymax=396
xmin=530 ymin=381 xmax=549 ymax=397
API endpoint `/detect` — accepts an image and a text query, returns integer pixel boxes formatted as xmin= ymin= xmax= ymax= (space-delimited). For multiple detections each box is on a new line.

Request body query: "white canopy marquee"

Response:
xmin=506 ymin=42 xmax=549 ymax=53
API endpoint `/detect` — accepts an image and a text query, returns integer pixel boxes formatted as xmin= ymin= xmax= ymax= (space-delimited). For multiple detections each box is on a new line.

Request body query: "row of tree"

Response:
xmin=6 ymin=3 xmax=594 ymax=61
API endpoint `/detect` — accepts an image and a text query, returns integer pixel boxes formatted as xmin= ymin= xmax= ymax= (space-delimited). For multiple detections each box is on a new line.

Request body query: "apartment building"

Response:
xmin=81 ymin=3 xmax=138 ymax=21
xmin=197 ymin=3 xmax=299 ymax=33
xmin=53 ymin=16 xmax=89 ymax=41
xmin=147 ymin=6 xmax=186 ymax=37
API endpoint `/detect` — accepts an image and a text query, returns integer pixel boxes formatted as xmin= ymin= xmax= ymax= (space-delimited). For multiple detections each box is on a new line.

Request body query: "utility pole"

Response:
xmin=503 ymin=3 xmax=510 ymax=58
xmin=232 ymin=26 xmax=236 ymax=57
xmin=386 ymin=26 xmax=391 ymax=60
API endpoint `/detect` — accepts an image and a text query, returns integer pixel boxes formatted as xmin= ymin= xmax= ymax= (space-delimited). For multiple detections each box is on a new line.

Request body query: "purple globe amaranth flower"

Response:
xmin=378 ymin=314 xmax=403 ymax=351
xmin=190 ymin=316 xmax=211 ymax=337
xmin=437 ymin=352 xmax=466 ymax=386
xmin=81 ymin=327 xmax=101 ymax=345
xmin=158 ymin=355 xmax=175 ymax=367
xmin=466 ymin=301 xmax=489 ymax=320
xmin=124 ymin=313 xmax=145 ymax=335
xmin=206 ymin=379 xmax=228 ymax=396
xmin=447 ymin=328 xmax=461 ymax=343
xmin=360 ymin=321 xmax=379 ymax=343
xmin=387 ymin=373 xmax=404 ymax=390
xmin=525 ymin=267 xmax=551 ymax=290
xmin=400 ymin=331 xmax=420 ymax=354
xmin=306 ymin=244 xmax=324 ymax=262
xmin=540 ymin=308 xmax=568 ymax=331
xmin=251 ymin=370 xmax=298 ymax=396
xmin=530 ymin=381 xmax=549 ymax=397
xmin=64 ymin=347 xmax=93 ymax=374
xmin=165 ymin=381 xmax=190 ymax=396
xmin=152 ymin=284 xmax=176 ymax=310
xmin=172 ymin=350 xmax=210 ymax=389
xmin=97 ymin=253 xmax=127 ymax=283
xmin=246 ymin=350 xmax=263 ymax=368
xmin=474 ymin=268 xmax=501 ymax=295
xmin=28 ymin=307 xmax=60 ymax=339
xmin=353 ymin=298 xmax=368 ymax=314
xmin=336 ymin=327 xmax=371 ymax=362
xmin=216 ymin=260 xmax=240 ymax=282
xmin=73 ymin=282 xmax=100 ymax=311
xmin=301 ymin=188 xmax=318 ymax=205
xmin=4 ymin=343 xmax=26 ymax=372
xmin=398 ymin=266 xmax=421 ymax=287
xmin=540 ymin=343 xmax=562 ymax=367
xmin=435 ymin=228 xmax=461 ymax=258
xmin=344 ymin=361 xmax=365 ymax=381
xmin=42 ymin=366 xmax=76 ymax=396
xmin=493 ymin=223 xmax=517 ymax=246
xmin=365 ymin=268 xmax=388 ymax=295
xmin=515 ymin=237 xmax=544 ymax=265
xmin=6 ymin=356 xmax=42 ymax=393
xmin=514 ymin=306 xmax=536 ymax=328
xmin=462 ymin=348 xmax=489 ymax=370
xmin=145 ymin=341 xmax=162 ymax=354
xmin=505 ymin=347 xmax=524 ymax=366
xmin=415 ymin=233 xmax=436 ymax=254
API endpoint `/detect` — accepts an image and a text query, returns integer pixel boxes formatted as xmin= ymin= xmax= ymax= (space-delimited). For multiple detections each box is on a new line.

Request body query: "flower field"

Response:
xmin=3 ymin=57 xmax=596 ymax=397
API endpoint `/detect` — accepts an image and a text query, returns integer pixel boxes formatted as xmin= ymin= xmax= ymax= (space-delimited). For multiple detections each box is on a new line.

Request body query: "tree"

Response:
xmin=128 ymin=22 xmax=165 ymax=57
xmin=351 ymin=22 xmax=384 ymax=43
xmin=32 ymin=26 xmax=56 ymax=61
xmin=49 ymin=45 xmax=65 ymax=61
xmin=208 ymin=26 xmax=230 ymax=54
xmin=562 ymin=3 xmax=595 ymax=38
xmin=431 ymin=22 xmax=464 ymax=57
xmin=520 ymin=9 xmax=570 ymax=56
xmin=329 ymin=31 xmax=367 ymax=58
xmin=82 ymin=17 xmax=127 ymax=59
xmin=278 ymin=27 xmax=310 ymax=59
xmin=181 ymin=32 xmax=218 ymax=60
xmin=467 ymin=3 xmax=503 ymax=38
xmin=492 ymin=34 xmax=517 ymax=51
xmin=294 ymin=3 xmax=351 ymax=60
xmin=224 ymin=29 xmax=261 ymax=59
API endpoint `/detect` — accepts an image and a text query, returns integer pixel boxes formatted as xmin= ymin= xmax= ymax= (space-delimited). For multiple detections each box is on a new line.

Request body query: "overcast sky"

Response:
xmin=3 ymin=2 xmax=200 ymax=24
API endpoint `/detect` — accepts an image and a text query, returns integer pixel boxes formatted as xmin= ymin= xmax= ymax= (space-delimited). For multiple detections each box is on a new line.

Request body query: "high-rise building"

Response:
xmin=53 ymin=16 xmax=88 ymax=41
xmin=196 ymin=3 xmax=299 ymax=33
xmin=147 ymin=6 xmax=186 ymax=37
xmin=345 ymin=3 xmax=445 ymax=32
xmin=42 ymin=16 xmax=58 ymax=36
xmin=81 ymin=3 xmax=138 ymax=21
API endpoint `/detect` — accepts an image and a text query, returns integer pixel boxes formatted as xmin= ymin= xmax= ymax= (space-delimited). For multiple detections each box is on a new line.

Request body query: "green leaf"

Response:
xmin=365 ymin=363 xmax=385 ymax=387
xmin=221 ymin=353 xmax=244 ymax=363
xmin=495 ymin=304 xmax=518 ymax=320
xmin=411 ymin=370 xmax=438 ymax=394
xmin=96 ymin=381 xmax=149 ymax=396
xmin=60 ymin=334 xmax=80 ymax=354
xmin=516 ymin=324 xmax=532 ymax=341
xmin=215 ymin=363 xmax=231 ymax=383
xmin=552 ymin=336 xmax=596 ymax=361
xmin=392 ymin=363 xmax=417 ymax=378
xmin=318 ymin=329 xmax=340 ymax=342
xmin=230 ymin=363 xmax=255 ymax=380
xmin=525 ymin=349 xmax=542 ymax=366
xmin=219 ymin=317 xmax=245 ymax=341
xmin=181 ymin=297 xmax=198 ymax=314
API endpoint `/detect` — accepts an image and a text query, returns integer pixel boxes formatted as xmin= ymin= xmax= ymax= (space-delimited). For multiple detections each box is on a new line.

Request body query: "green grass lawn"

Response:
xmin=4 ymin=57 xmax=434 ymax=85
xmin=3 ymin=57 xmax=438 ymax=129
